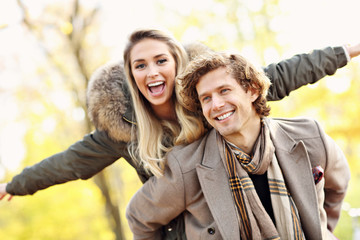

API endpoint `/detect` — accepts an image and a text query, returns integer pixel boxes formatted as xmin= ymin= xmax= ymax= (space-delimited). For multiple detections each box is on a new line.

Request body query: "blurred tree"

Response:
xmin=159 ymin=0 xmax=282 ymax=65
xmin=0 ymin=0 xmax=127 ymax=239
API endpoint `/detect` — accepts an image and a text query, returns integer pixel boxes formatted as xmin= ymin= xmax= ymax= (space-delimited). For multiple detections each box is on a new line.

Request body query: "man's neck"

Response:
xmin=224 ymin=118 xmax=261 ymax=154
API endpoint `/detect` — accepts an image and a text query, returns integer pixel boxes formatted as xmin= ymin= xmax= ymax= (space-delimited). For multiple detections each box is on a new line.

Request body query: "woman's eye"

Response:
xmin=157 ymin=59 xmax=167 ymax=64
xmin=135 ymin=63 xmax=145 ymax=69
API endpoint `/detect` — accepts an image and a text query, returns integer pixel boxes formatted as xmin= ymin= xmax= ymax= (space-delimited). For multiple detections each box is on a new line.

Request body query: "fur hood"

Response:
xmin=86 ymin=61 xmax=134 ymax=142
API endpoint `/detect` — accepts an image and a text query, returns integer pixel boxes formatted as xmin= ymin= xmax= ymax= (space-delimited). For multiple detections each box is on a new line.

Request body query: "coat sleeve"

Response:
xmin=6 ymin=129 xmax=136 ymax=196
xmin=315 ymin=121 xmax=350 ymax=231
xmin=126 ymin=153 xmax=186 ymax=240
xmin=265 ymin=46 xmax=348 ymax=101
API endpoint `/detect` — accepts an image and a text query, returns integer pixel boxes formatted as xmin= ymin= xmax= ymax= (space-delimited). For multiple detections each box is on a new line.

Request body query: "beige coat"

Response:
xmin=126 ymin=117 xmax=350 ymax=240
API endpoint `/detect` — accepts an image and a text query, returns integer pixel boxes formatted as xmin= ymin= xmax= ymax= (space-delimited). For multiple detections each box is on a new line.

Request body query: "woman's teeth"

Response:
xmin=148 ymin=81 xmax=164 ymax=87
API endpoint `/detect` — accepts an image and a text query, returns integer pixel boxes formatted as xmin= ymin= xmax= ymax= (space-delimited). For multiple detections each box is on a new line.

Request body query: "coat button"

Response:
xmin=207 ymin=227 xmax=215 ymax=235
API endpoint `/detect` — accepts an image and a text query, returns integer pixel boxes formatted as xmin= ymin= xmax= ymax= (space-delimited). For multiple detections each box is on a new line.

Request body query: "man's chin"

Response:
xmin=217 ymin=128 xmax=233 ymax=139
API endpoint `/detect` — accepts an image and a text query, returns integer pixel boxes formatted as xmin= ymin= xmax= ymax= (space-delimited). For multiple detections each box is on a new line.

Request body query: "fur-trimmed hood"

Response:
xmin=87 ymin=61 xmax=134 ymax=142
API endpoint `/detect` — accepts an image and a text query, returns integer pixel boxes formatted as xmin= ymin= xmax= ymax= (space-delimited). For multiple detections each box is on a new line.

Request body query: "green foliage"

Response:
xmin=0 ymin=181 xmax=114 ymax=239
xmin=0 ymin=97 xmax=114 ymax=239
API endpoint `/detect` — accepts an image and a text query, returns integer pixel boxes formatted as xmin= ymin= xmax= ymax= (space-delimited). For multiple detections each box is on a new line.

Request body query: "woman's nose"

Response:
xmin=147 ymin=64 xmax=159 ymax=78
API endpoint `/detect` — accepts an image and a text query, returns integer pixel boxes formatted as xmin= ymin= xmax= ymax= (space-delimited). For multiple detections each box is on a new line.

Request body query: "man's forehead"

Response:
xmin=196 ymin=67 xmax=228 ymax=83
xmin=196 ymin=68 xmax=235 ymax=94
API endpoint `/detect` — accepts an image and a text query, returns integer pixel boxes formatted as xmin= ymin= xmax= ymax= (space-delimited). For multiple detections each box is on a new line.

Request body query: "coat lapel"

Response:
xmin=196 ymin=130 xmax=240 ymax=239
xmin=266 ymin=119 xmax=322 ymax=240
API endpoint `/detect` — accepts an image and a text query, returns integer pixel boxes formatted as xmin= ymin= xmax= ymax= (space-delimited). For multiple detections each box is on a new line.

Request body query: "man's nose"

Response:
xmin=212 ymin=95 xmax=225 ymax=110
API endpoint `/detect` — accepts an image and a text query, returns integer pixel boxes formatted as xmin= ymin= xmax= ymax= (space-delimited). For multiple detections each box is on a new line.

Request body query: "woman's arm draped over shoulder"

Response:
xmin=6 ymin=130 xmax=133 ymax=196
xmin=265 ymin=46 xmax=347 ymax=101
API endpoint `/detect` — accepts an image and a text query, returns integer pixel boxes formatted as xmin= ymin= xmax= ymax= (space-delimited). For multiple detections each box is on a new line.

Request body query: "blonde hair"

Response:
xmin=123 ymin=29 xmax=205 ymax=177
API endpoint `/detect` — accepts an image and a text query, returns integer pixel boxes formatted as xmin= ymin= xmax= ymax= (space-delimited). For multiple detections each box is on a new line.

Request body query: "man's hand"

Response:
xmin=0 ymin=183 xmax=13 ymax=201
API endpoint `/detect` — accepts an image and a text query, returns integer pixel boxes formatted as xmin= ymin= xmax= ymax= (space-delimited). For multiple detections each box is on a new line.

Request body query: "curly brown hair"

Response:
xmin=177 ymin=52 xmax=271 ymax=118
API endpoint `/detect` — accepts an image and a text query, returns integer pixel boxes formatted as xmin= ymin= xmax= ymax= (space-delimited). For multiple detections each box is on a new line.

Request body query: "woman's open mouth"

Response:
xmin=148 ymin=81 xmax=165 ymax=94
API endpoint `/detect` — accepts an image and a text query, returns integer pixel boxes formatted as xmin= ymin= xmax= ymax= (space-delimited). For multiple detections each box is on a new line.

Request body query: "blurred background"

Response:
xmin=0 ymin=0 xmax=359 ymax=239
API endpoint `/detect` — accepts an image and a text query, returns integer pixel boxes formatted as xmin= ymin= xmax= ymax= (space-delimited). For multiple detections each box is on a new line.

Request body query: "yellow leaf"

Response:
xmin=60 ymin=21 xmax=73 ymax=35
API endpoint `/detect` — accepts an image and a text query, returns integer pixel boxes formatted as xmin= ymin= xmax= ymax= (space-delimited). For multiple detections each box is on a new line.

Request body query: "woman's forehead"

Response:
xmin=130 ymin=39 xmax=172 ymax=62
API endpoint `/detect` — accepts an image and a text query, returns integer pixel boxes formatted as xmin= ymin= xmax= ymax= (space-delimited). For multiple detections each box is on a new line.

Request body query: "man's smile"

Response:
xmin=215 ymin=111 xmax=234 ymax=121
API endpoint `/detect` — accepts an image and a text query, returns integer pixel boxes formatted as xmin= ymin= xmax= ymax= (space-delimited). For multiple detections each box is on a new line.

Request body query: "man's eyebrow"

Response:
xmin=197 ymin=84 xmax=230 ymax=99
xmin=197 ymin=91 xmax=208 ymax=99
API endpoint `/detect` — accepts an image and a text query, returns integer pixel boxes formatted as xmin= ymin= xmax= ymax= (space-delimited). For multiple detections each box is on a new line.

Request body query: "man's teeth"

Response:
xmin=217 ymin=112 xmax=233 ymax=120
xmin=148 ymin=81 xmax=163 ymax=87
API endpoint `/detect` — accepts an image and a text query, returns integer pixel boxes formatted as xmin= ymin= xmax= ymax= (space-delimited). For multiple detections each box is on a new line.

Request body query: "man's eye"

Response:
xmin=220 ymin=89 xmax=229 ymax=94
xmin=202 ymin=96 xmax=210 ymax=102
xmin=157 ymin=59 xmax=167 ymax=64
xmin=135 ymin=63 xmax=145 ymax=69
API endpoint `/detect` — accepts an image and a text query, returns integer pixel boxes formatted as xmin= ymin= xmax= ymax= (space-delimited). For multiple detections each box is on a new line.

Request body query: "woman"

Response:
xmin=0 ymin=29 xmax=357 ymax=238
xmin=122 ymin=30 xmax=205 ymax=177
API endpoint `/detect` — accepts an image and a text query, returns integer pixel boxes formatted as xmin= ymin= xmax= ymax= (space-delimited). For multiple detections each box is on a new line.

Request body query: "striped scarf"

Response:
xmin=219 ymin=122 xmax=305 ymax=240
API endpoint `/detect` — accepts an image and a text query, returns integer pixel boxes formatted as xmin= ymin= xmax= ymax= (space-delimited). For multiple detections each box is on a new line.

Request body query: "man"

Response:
xmin=126 ymin=52 xmax=350 ymax=239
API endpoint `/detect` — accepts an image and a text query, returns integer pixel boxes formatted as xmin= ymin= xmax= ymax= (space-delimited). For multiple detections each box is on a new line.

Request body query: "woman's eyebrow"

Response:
xmin=132 ymin=53 xmax=169 ymax=65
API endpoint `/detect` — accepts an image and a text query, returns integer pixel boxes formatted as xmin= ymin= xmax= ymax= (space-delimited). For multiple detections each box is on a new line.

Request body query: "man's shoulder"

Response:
xmin=168 ymin=129 xmax=217 ymax=171
xmin=267 ymin=117 xmax=329 ymax=167
xmin=270 ymin=116 xmax=318 ymax=125
xmin=268 ymin=117 xmax=322 ymax=139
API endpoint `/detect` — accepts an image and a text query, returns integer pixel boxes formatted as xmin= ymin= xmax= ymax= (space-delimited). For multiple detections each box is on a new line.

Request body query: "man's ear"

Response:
xmin=249 ymin=88 xmax=259 ymax=103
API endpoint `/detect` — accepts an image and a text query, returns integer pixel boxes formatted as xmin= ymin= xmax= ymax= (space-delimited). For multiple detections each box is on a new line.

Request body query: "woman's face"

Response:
xmin=130 ymin=39 xmax=176 ymax=109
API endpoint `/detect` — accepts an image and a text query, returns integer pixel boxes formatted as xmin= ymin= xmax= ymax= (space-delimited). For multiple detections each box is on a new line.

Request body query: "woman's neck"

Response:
xmin=151 ymin=100 xmax=177 ymax=121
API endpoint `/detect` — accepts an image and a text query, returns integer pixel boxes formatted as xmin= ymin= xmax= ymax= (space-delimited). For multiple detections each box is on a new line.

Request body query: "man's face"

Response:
xmin=196 ymin=67 xmax=259 ymax=142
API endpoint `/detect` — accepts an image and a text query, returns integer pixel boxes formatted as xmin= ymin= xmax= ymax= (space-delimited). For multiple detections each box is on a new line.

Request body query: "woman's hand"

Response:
xmin=346 ymin=42 xmax=360 ymax=59
xmin=0 ymin=183 xmax=13 ymax=201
